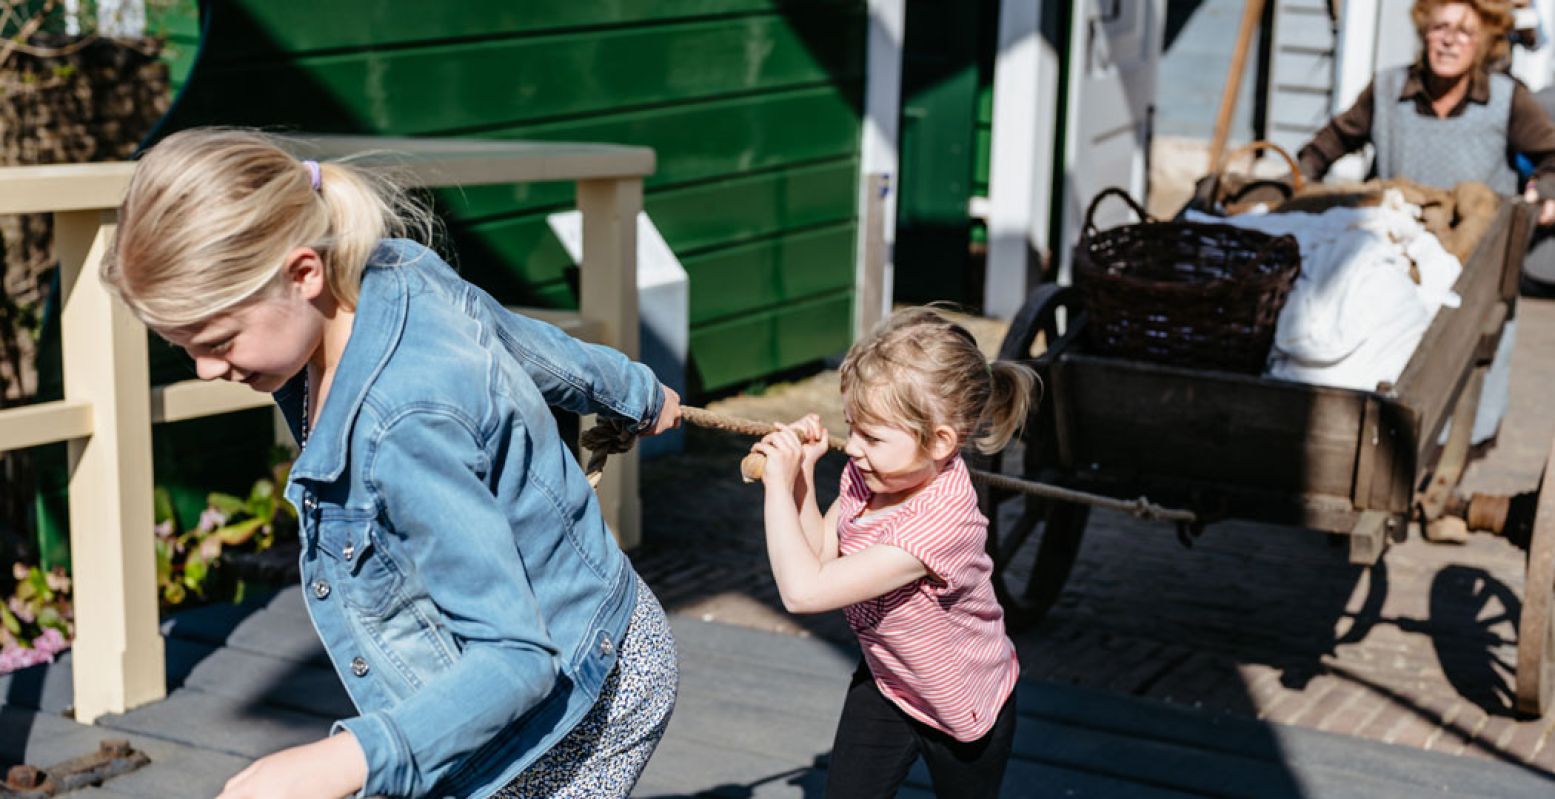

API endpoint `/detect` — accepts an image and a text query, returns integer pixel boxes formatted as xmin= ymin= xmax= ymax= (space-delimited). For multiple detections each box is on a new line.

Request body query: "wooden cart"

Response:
xmin=979 ymin=196 xmax=1555 ymax=716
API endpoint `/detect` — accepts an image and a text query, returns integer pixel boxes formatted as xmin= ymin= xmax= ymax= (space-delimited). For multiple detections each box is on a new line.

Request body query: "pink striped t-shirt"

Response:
xmin=835 ymin=455 xmax=1019 ymax=742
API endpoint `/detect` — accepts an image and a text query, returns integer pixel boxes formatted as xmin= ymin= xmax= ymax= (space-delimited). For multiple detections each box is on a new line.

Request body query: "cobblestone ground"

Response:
xmin=631 ymin=301 xmax=1555 ymax=775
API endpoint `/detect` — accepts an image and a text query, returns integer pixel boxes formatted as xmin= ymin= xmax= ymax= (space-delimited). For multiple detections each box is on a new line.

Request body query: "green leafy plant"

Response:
xmin=0 ymin=459 xmax=297 ymax=673
xmin=154 ymin=471 xmax=296 ymax=607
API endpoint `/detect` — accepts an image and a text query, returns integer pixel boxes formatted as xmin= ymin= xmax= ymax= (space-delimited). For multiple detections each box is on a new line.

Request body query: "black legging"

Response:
xmin=824 ymin=661 xmax=1017 ymax=798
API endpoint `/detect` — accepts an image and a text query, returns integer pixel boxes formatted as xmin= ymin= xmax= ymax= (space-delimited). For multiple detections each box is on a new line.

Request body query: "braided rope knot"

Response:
xmin=1126 ymin=497 xmax=1167 ymax=521
xmin=581 ymin=418 xmax=639 ymax=488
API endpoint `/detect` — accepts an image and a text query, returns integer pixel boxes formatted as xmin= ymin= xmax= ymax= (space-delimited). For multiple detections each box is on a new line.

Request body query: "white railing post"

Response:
xmin=55 ymin=209 xmax=164 ymax=723
xmin=577 ymin=177 xmax=643 ymax=550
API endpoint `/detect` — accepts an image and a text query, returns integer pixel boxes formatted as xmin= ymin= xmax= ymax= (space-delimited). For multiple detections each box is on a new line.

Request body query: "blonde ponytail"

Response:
xmin=971 ymin=360 xmax=1039 ymax=454
xmin=841 ymin=306 xmax=1040 ymax=456
xmin=103 ymin=128 xmax=434 ymax=328
xmin=311 ymin=158 xmax=433 ymax=309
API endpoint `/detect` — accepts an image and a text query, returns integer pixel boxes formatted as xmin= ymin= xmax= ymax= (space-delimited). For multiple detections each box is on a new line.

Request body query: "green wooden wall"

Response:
xmin=148 ymin=0 xmax=201 ymax=93
xmin=151 ymin=0 xmax=865 ymax=393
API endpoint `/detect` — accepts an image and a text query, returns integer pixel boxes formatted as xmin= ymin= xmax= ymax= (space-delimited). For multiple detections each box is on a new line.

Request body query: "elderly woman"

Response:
xmin=1297 ymin=0 xmax=1547 ymax=446
xmin=1298 ymin=0 xmax=1555 ymax=225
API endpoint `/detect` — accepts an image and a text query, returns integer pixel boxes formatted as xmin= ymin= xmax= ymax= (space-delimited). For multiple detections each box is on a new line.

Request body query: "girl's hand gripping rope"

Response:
xmin=751 ymin=424 xmax=807 ymax=490
xmin=749 ymin=416 xmax=833 ymax=484
xmin=744 ymin=415 xmax=830 ymax=484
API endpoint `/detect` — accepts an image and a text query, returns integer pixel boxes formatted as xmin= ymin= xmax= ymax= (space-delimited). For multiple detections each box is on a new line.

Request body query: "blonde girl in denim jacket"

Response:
xmin=102 ymin=129 xmax=681 ymax=799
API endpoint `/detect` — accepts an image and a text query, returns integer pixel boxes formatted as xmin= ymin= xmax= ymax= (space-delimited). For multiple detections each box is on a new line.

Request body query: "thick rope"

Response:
xmin=583 ymin=406 xmax=1198 ymax=525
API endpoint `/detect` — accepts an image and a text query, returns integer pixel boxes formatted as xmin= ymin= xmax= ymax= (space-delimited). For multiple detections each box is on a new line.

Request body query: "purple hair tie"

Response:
xmin=302 ymin=160 xmax=321 ymax=191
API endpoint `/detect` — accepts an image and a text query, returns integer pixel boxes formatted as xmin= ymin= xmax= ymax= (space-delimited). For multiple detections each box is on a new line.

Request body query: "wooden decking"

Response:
xmin=1 ymin=585 xmax=1551 ymax=797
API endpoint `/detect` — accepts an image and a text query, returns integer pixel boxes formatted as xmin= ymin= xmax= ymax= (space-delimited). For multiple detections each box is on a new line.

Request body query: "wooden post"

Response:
xmin=985 ymin=0 xmax=1060 ymax=318
xmin=577 ymin=177 xmax=643 ymax=550
xmin=859 ymin=0 xmax=904 ymax=319
xmin=1208 ymin=0 xmax=1267 ymax=171
xmin=855 ymin=173 xmax=890 ymax=341
xmin=55 ymin=210 xmax=165 ymax=723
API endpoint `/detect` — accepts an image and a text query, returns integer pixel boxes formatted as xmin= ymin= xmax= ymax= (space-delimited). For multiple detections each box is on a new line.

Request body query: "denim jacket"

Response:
xmin=273 ymin=240 xmax=663 ymax=798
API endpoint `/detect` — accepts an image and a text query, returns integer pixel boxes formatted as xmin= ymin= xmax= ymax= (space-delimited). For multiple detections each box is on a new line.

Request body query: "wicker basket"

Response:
xmin=1075 ymin=188 xmax=1301 ymax=374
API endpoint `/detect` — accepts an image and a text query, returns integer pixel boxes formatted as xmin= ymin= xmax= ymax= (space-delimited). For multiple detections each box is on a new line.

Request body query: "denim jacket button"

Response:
xmin=599 ymin=634 xmax=614 ymax=657
xmin=312 ymin=580 xmax=331 ymax=600
xmin=303 ymin=495 xmax=317 ymax=512
xmin=350 ymin=657 xmax=370 ymax=677
xmin=342 ymin=542 xmax=355 ymax=561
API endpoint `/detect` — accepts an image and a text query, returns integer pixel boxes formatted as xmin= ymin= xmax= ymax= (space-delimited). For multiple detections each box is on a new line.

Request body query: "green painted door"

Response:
xmin=893 ymin=0 xmax=996 ymax=306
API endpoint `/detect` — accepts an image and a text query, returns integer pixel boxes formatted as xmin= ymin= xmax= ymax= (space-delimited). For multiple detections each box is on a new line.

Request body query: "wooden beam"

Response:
xmin=1349 ymin=510 xmax=1391 ymax=566
xmin=511 ymin=307 xmax=606 ymax=345
xmin=1208 ymin=0 xmax=1268 ymax=170
xmin=0 ymin=162 xmax=135 ymax=214
xmin=149 ymin=380 xmax=274 ymax=425
xmin=284 ymin=136 xmax=655 ymax=187
xmin=0 ymin=400 xmax=94 ymax=452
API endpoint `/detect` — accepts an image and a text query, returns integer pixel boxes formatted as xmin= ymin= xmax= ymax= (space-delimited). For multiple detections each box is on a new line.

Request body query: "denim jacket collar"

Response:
xmin=288 ymin=256 xmax=409 ymax=484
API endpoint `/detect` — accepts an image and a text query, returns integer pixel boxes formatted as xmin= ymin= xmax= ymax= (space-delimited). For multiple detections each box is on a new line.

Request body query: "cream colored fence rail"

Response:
xmin=0 ymin=136 xmax=654 ymax=724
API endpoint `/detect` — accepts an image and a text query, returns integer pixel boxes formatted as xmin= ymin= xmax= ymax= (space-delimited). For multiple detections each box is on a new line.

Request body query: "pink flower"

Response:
xmin=0 ymin=629 xmax=72 ymax=675
xmin=44 ymin=568 xmax=69 ymax=593
xmin=32 ymin=628 xmax=68 ymax=656
xmin=8 ymin=597 xmax=34 ymax=624
xmin=197 ymin=508 xmax=228 ymax=533
xmin=0 ymin=643 xmax=53 ymax=674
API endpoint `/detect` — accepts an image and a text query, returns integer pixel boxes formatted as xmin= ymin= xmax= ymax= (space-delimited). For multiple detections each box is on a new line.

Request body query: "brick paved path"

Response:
xmin=632 ymin=299 xmax=1555 ymax=777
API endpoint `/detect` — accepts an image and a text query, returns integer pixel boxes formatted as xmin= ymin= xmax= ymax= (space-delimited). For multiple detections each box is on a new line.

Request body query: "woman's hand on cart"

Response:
xmin=1522 ymin=181 xmax=1555 ymax=226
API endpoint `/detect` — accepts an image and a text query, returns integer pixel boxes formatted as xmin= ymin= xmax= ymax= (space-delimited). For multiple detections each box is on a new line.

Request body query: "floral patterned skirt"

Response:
xmin=492 ymin=576 xmax=678 ymax=798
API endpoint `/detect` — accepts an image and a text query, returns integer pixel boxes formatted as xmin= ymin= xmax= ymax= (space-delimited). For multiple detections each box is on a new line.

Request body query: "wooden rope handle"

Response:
xmin=737 ymin=429 xmax=846 ymax=483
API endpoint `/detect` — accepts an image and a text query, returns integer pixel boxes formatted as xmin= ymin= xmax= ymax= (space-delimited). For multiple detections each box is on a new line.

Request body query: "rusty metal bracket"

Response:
xmin=1 ymin=739 xmax=150 ymax=798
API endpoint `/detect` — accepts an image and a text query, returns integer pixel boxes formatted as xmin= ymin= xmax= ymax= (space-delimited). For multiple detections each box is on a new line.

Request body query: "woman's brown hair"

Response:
xmin=1411 ymin=0 xmax=1514 ymax=71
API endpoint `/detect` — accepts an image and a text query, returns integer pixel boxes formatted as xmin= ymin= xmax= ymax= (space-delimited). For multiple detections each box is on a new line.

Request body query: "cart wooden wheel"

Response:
xmin=1515 ymin=435 xmax=1555 ymax=716
xmin=982 ymin=283 xmax=1092 ymax=631
xmin=988 ymin=499 xmax=1091 ymax=630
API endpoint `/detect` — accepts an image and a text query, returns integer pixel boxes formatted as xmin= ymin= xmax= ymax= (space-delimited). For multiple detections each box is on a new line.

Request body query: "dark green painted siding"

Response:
xmin=894 ymin=0 xmax=999 ymax=294
xmin=970 ymin=22 xmax=995 ymax=248
xmin=147 ymin=0 xmax=201 ymax=92
xmin=156 ymin=0 xmax=864 ymax=392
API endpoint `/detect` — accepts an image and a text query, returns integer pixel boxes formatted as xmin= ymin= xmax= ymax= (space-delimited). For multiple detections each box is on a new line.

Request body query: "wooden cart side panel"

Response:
xmin=1394 ymin=200 xmax=1515 ymax=453
xmin=1353 ymin=396 xmax=1418 ymax=513
xmin=1057 ymin=355 xmax=1367 ymax=498
xmin=1500 ymin=200 xmax=1534 ymax=303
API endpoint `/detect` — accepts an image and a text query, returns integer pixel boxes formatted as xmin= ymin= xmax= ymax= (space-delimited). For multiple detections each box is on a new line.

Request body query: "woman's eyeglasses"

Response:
xmin=1427 ymin=22 xmax=1480 ymax=44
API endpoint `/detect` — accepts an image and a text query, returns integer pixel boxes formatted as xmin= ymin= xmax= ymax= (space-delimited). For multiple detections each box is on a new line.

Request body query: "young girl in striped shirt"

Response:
xmin=752 ymin=306 xmax=1036 ymax=798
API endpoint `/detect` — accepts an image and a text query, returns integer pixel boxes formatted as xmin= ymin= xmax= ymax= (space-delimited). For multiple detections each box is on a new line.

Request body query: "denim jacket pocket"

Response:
xmin=317 ymin=517 xmax=405 ymax=618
